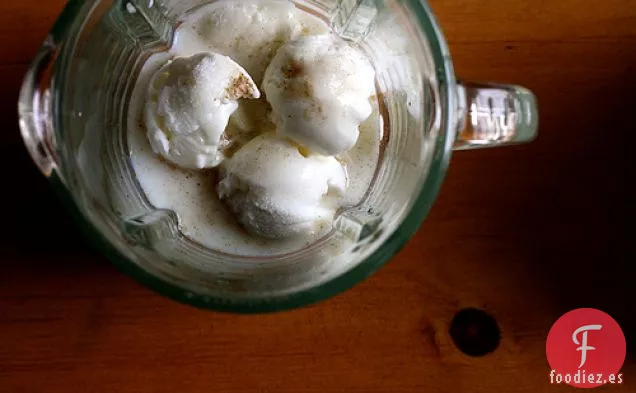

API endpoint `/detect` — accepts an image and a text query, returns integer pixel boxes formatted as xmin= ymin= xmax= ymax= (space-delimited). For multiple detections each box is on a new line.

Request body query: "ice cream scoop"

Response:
xmin=262 ymin=34 xmax=376 ymax=156
xmin=145 ymin=52 xmax=260 ymax=169
xmin=217 ymin=133 xmax=347 ymax=239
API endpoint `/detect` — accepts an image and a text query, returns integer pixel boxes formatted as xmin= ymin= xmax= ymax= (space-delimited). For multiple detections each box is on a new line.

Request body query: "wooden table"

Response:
xmin=1 ymin=1 xmax=634 ymax=392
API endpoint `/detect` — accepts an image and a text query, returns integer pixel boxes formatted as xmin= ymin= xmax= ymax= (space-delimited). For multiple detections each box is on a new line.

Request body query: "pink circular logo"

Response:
xmin=546 ymin=308 xmax=626 ymax=388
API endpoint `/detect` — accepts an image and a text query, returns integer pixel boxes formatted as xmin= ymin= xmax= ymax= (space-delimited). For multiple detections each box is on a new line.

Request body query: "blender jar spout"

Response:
xmin=18 ymin=35 xmax=59 ymax=179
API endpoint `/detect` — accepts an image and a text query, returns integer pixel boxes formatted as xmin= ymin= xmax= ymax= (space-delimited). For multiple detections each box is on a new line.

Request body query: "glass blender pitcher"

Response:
xmin=18 ymin=0 xmax=538 ymax=312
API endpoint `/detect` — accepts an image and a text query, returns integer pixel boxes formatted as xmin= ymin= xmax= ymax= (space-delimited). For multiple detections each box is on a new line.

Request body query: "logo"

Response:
xmin=546 ymin=308 xmax=626 ymax=388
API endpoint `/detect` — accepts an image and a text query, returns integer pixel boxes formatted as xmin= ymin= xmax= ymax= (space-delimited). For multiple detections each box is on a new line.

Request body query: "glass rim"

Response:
xmin=45 ymin=0 xmax=457 ymax=313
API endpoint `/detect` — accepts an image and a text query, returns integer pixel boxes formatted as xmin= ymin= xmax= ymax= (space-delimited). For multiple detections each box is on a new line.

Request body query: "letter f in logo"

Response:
xmin=573 ymin=324 xmax=602 ymax=368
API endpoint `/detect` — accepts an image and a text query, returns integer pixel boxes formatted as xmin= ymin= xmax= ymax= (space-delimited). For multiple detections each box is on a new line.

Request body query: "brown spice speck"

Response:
xmin=281 ymin=61 xmax=303 ymax=78
xmin=225 ymin=74 xmax=257 ymax=99
xmin=297 ymin=146 xmax=310 ymax=158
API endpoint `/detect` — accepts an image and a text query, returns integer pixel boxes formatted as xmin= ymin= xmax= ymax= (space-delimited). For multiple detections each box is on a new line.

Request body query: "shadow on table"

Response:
xmin=2 ymin=66 xmax=98 ymax=265
xmin=495 ymin=66 xmax=636 ymax=357
xmin=4 ymin=143 xmax=98 ymax=261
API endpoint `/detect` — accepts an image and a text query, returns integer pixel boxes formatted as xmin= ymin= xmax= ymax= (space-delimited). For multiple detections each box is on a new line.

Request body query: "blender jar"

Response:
xmin=18 ymin=0 xmax=538 ymax=312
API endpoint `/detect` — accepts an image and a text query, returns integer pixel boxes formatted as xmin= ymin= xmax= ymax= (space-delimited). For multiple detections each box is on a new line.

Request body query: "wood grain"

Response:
xmin=1 ymin=0 xmax=634 ymax=392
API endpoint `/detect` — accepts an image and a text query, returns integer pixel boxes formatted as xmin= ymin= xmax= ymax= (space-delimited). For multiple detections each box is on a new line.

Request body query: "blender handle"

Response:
xmin=18 ymin=35 xmax=59 ymax=178
xmin=453 ymin=82 xmax=539 ymax=150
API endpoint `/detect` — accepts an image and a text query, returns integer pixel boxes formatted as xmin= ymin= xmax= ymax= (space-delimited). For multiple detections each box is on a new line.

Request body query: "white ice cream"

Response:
xmin=262 ymin=34 xmax=376 ymax=156
xmin=145 ymin=52 xmax=260 ymax=169
xmin=187 ymin=0 xmax=329 ymax=84
xmin=218 ymin=133 xmax=347 ymax=239
xmin=129 ymin=1 xmax=383 ymax=255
